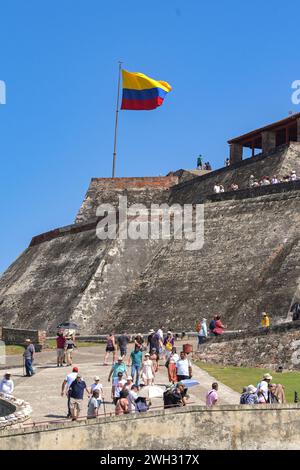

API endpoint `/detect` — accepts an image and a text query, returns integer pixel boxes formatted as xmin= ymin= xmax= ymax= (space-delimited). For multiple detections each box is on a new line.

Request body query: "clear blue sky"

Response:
xmin=0 ymin=0 xmax=299 ymax=273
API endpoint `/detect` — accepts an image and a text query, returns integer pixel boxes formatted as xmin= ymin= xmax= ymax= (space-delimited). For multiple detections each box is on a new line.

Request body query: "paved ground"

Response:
xmin=1 ymin=339 xmax=240 ymax=425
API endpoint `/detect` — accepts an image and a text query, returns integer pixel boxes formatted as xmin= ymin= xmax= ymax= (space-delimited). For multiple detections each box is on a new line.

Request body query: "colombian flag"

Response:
xmin=121 ymin=70 xmax=172 ymax=111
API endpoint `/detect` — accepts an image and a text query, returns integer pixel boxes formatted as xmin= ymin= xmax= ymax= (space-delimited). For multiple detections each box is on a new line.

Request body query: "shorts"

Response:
xmin=120 ymin=347 xmax=127 ymax=356
xmin=57 ymin=348 xmax=65 ymax=359
xmin=70 ymin=398 xmax=83 ymax=412
xmin=106 ymin=347 xmax=116 ymax=352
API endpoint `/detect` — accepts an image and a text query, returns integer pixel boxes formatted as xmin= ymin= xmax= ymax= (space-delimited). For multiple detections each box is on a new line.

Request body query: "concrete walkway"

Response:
xmin=2 ymin=340 xmax=240 ymax=425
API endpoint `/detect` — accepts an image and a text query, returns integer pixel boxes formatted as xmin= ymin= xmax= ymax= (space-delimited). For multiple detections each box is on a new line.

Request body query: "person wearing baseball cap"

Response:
xmin=261 ymin=312 xmax=270 ymax=333
xmin=69 ymin=373 xmax=89 ymax=420
xmin=61 ymin=366 xmax=81 ymax=418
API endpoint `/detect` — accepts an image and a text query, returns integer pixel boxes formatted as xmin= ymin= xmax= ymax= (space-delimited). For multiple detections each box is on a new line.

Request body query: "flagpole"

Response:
xmin=112 ymin=61 xmax=122 ymax=178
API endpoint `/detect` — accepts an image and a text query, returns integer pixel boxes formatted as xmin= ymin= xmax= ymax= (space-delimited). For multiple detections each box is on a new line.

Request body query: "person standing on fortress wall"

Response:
xmin=290 ymin=170 xmax=297 ymax=181
xmin=23 ymin=339 xmax=35 ymax=377
xmin=206 ymin=382 xmax=218 ymax=407
xmin=197 ymin=155 xmax=203 ymax=170
xmin=260 ymin=176 xmax=271 ymax=186
xmin=117 ymin=332 xmax=131 ymax=359
xmin=197 ymin=318 xmax=208 ymax=349
xmin=206 ymin=162 xmax=212 ymax=171
xmin=214 ymin=183 xmax=221 ymax=194
xmin=225 ymin=158 xmax=230 ymax=167
xmin=103 ymin=332 xmax=116 ymax=365
xmin=56 ymin=330 xmax=66 ymax=367
xmin=249 ymin=175 xmax=255 ymax=188
xmin=261 ymin=312 xmax=270 ymax=333
xmin=271 ymin=175 xmax=279 ymax=184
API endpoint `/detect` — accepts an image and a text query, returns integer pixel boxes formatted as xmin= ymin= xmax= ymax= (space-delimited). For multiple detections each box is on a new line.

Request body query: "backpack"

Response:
xmin=209 ymin=320 xmax=215 ymax=331
xmin=136 ymin=398 xmax=148 ymax=413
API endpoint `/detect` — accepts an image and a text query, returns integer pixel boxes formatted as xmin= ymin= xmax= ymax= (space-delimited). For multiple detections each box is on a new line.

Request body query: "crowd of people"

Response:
xmin=239 ymin=373 xmax=286 ymax=405
xmin=213 ymin=170 xmax=298 ymax=195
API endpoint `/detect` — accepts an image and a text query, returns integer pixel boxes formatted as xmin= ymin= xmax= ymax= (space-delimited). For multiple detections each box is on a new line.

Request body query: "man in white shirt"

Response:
xmin=176 ymin=351 xmax=192 ymax=382
xmin=112 ymin=372 xmax=126 ymax=405
xmin=0 ymin=372 xmax=14 ymax=395
xmin=128 ymin=384 xmax=139 ymax=413
xmin=214 ymin=184 xmax=221 ymax=194
xmin=61 ymin=366 xmax=81 ymax=418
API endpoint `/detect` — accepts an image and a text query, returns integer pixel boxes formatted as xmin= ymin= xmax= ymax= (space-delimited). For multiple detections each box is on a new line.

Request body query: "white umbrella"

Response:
xmin=138 ymin=385 xmax=165 ymax=399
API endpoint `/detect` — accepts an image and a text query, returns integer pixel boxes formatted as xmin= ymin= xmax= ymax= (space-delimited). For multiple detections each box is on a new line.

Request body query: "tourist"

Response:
xmin=271 ymin=175 xmax=279 ymax=184
xmin=124 ymin=375 xmax=134 ymax=391
xmin=69 ymin=373 xmax=89 ymax=421
xmin=150 ymin=348 xmax=159 ymax=373
xmin=267 ymin=383 xmax=279 ymax=404
xmin=220 ymin=184 xmax=225 ymax=193
xmin=256 ymin=373 xmax=272 ymax=404
xmin=272 ymin=383 xmax=286 ymax=403
xmin=245 ymin=385 xmax=259 ymax=404
xmin=176 ymin=351 xmax=192 ymax=382
xmin=141 ymin=352 xmax=155 ymax=385
xmin=156 ymin=326 xmax=165 ymax=358
xmin=61 ymin=366 xmax=80 ymax=418
xmin=206 ymin=162 xmax=212 ymax=171
xmin=225 ymin=158 xmax=230 ymax=167
xmin=214 ymin=183 xmax=221 ymax=194
xmin=163 ymin=331 xmax=175 ymax=359
xmin=149 ymin=331 xmax=162 ymax=361
xmin=249 ymin=175 xmax=255 ymax=188
xmin=290 ymin=301 xmax=300 ymax=321
xmin=128 ymin=348 xmax=143 ymax=387
xmin=23 ymin=338 xmax=35 ymax=377
xmin=260 ymin=176 xmax=271 ymax=186
xmin=115 ymin=389 xmax=129 ymax=415
xmin=212 ymin=316 xmax=226 ymax=335
xmin=103 ymin=332 xmax=116 ymax=365
xmin=290 ymin=170 xmax=297 ymax=181
xmin=206 ymin=382 xmax=218 ymax=406
xmin=240 ymin=386 xmax=249 ymax=404
xmin=164 ymin=383 xmax=188 ymax=408
xmin=167 ymin=347 xmax=179 ymax=383
xmin=261 ymin=312 xmax=270 ymax=333
xmin=90 ymin=376 xmax=104 ymax=407
xmin=87 ymin=389 xmax=101 ymax=419
xmin=111 ymin=371 xmax=126 ymax=405
xmin=65 ymin=334 xmax=76 ymax=366
xmin=208 ymin=316 xmax=217 ymax=335
xmin=252 ymin=180 xmax=260 ymax=187
xmin=197 ymin=318 xmax=208 ymax=349
xmin=134 ymin=333 xmax=144 ymax=352
xmin=135 ymin=396 xmax=149 ymax=413
xmin=56 ymin=330 xmax=66 ymax=367
xmin=117 ymin=332 xmax=131 ymax=359
xmin=128 ymin=384 xmax=139 ymax=413
xmin=230 ymin=183 xmax=239 ymax=191
xmin=0 ymin=372 xmax=14 ymax=396
xmin=147 ymin=329 xmax=155 ymax=351
xmin=108 ymin=357 xmax=127 ymax=383
xmin=197 ymin=155 xmax=203 ymax=170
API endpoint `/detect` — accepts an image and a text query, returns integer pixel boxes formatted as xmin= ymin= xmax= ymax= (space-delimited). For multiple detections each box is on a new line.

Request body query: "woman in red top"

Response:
xmin=213 ymin=316 xmax=226 ymax=335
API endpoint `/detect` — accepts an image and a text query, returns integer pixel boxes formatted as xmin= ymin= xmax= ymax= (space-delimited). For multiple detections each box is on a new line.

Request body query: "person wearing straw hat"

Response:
xmin=141 ymin=352 xmax=155 ymax=385
xmin=256 ymin=373 xmax=272 ymax=403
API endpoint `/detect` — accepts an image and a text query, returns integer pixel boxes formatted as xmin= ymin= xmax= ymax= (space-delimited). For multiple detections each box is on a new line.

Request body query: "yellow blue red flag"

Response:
xmin=121 ymin=69 xmax=172 ymax=110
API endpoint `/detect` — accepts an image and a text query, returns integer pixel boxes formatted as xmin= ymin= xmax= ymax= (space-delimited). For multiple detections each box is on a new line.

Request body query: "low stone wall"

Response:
xmin=195 ymin=323 xmax=300 ymax=370
xmin=0 ymin=395 xmax=32 ymax=429
xmin=0 ymin=405 xmax=300 ymax=450
xmin=1 ymin=328 xmax=46 ymax=351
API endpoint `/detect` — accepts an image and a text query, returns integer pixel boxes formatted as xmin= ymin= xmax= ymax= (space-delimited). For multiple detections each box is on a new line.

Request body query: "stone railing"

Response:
xmin=0 ymin=394 xmax=32 ymax=429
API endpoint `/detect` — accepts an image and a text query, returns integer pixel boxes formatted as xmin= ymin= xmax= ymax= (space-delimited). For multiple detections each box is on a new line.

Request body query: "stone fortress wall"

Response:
xmin=0 ymin=143 xmax=300 ymax=334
